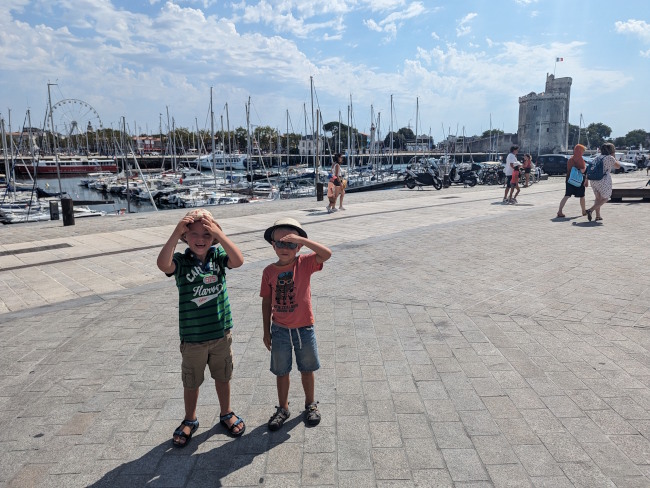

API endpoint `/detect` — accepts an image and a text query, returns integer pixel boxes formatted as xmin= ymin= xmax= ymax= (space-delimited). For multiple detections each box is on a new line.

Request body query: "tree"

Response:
xmin=480 ymin=129 xmax=504 ymax=139
xmin=613 ymin=136 xmax=627 ymax=149
xmin=252 ymin=125 xmax=278 ymax=153
xmin=233 ymin=127 xmax=248 ymax=152
xmin=624 ymin=129 xmax=649 ymax=149
xmin=585 ymin=122 xmax=612 ymax=149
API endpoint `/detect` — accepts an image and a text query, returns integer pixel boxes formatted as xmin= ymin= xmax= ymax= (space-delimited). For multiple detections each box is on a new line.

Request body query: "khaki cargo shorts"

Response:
xmin=180 ymin=331 xmax=233 ymax=388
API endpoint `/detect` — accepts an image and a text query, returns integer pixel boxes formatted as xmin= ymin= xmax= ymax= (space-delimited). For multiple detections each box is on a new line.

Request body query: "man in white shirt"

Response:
xmin=503 ymin=145 xmax=519 ymax=203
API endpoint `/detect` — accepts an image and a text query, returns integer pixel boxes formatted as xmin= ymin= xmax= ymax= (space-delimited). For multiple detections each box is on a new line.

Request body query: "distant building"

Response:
xmin=518 ymin=74 xmax=572 ymax=154
xmin=132 ymin=136 xmax=162 ymax=153
xmin=298 ymin=135 xmax=323 ymax=156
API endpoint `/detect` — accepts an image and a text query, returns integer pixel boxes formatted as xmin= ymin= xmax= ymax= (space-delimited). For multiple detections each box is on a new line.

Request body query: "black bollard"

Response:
xmin=49 ymin=201 xmax=60 ymax=220
xmin=316 ymin=182 xmax=324 ymax=201
xmin=61 ymin=198 xmax=75 ymax=226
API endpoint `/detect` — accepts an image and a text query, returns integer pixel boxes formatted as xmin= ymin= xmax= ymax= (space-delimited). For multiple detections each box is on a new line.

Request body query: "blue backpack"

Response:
xmin=586 ymin=155 xmax=605 ymax=181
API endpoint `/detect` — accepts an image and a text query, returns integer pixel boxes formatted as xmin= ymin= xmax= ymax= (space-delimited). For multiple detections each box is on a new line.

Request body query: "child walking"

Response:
xmin=157 ymin=208 xmax=245 ymax=447
xmin=260 ymin=217 xmax=332 ymax=430
xmin=508 ymin=163 xmax=521 ymax=204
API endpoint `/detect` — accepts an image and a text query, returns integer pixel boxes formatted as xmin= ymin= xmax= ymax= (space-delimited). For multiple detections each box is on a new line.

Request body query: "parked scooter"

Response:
xmin=403 ymin=161 xmax=443 ymax=190
xmin=444 ymin=162 xmax=479 ymax=187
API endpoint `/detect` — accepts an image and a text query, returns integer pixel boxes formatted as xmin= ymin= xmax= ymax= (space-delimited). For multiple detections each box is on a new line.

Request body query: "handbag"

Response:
xmin=567 ymin=166 xmax=583 ymax=187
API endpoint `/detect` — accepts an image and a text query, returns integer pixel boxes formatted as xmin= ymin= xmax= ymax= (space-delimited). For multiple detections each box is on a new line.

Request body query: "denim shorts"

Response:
xmin=270 ymin=323 xmax=320 ymax=376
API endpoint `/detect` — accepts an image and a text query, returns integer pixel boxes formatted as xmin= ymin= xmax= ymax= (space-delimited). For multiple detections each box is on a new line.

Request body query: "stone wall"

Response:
xmin=518 ymin=74 xmax=572 ymax=154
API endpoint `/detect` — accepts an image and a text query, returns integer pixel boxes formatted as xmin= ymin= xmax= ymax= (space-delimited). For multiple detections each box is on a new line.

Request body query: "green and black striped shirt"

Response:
xmin=171 ymin=247 xmax=232 ymax=342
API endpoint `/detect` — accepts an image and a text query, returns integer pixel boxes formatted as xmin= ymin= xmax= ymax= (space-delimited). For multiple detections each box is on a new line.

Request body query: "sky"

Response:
xmin=1 ymin=0 xmax=649 ymax=143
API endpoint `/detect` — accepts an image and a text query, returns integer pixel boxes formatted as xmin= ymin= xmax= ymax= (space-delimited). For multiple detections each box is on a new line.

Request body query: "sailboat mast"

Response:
xmin=122 ymin=117 xmax=131 ymax=214
xmin=210 ymin=87 xmax=215 ymax=174
xmin=310 ymin=76 xmax=317 ymax=183
xmin=415 ymin=97 xmax=420 ymax=159
xmin=286 ymin=109 xmax=289 ymax=170
xmin=225 ymin=103 xmax=232 ymax=193
xmin=8 ymin=109 xmax=16 ymax=187
xmin=246 ymin=97 xmax=252 ymax=193
xmin=47 ymin=83 xmax=63 ymax=195
xmin=349 ymin=94 xmax=354 ymax=171
xmin=1 ymin=117 xmax=10 ymax=197
xmin=166 ymin=106 xmax=174 ymax=172
xmin=347 ymin=104 xmax=351 ymax=172
xmin=338 ymin=110 xmax=341 ymax=154
xmin=390 ymin=94 xmax=394 ymax=168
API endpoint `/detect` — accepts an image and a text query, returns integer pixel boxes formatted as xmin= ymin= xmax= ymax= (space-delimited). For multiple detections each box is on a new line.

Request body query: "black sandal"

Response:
xmin=304 ymin=402 xmax=321 ymax=427
xmin=172 ymin=418 xmax=199 ymax=447
xmin=268 ymin=406 xmax=290 ymax=431
xmin=220 ymin=412 xmax=245 ymax=437
xmin=586 ymin=209 xmax=593 ymax=221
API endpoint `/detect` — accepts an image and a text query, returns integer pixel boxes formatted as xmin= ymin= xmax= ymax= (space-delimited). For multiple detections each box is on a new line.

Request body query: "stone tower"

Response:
xmin=518 ymin=74 xmax=572 ymax=154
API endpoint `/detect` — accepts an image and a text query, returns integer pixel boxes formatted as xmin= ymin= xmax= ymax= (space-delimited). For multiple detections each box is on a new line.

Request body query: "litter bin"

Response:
xmin=49 ymin=201 xmax=60 ymax=220
xmin=316 ymin=182 xmax=324 ymax=201
xmin=61 ymin=198 xmax=75 ymax=226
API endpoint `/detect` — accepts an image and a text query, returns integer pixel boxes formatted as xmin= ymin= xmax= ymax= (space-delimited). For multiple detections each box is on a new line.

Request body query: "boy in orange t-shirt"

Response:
xmin=260 ymin=217 xmax=332 ymax=431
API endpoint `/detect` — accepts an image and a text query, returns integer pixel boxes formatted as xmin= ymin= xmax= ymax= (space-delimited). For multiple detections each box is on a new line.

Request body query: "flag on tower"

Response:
xmin=556 ymin=57 xmax=564 ymax=62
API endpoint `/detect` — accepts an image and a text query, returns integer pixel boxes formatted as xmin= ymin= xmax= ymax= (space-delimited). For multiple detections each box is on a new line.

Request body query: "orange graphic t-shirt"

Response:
xmin=260 ymin=253 xmax=323 ymax=328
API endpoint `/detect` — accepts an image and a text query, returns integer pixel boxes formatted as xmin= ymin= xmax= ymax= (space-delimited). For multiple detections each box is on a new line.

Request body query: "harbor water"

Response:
xmin=16 ymin=175 xmax=156 ymax=214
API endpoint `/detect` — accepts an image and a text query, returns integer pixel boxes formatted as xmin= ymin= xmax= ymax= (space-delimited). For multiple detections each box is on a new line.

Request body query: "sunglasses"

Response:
xmin=273 ymin=241 xmax=298 ymax=249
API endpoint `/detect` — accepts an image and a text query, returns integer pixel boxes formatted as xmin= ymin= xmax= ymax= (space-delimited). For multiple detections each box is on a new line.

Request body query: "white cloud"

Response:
xmin=515 ymin=0 xmax=538 ymax=4
xmin=363 ymin=2 xmax=425 ymax=40
xmin=615 ymin=19 xmax=650 ymax=43
xmin=641 ymin=49 xmax=650 ymax=58
xmin=431 ymin=31 xmax=439 ymax=40
xmin=232 ymin=0 xmax=346 ymax=38
xmin=456 ymin=12 xmax=477 ymax=37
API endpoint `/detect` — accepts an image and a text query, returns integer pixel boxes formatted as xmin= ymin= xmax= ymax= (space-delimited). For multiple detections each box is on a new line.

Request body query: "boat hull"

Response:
xmin=14 ymin=161 xmax=118 ymax=175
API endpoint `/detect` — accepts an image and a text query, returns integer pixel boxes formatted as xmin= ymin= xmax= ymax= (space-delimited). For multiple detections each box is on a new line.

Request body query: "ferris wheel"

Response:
xmin=50 ymin=98 xmax=103 ymax=138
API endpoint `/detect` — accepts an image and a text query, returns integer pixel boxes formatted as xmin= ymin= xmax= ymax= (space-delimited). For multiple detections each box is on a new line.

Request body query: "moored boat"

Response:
xmin=14 ymin=158 xmax=118 ymax=175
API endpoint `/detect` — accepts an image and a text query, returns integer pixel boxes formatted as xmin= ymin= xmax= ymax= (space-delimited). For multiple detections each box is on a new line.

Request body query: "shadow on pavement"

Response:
xmin=572 ymin=221 xmax=603 ymax=227
xmin=87 ymin=417 xmax=303 ymax=487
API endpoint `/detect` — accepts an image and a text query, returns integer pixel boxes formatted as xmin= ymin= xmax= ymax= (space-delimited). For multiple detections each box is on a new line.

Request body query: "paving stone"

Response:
xmin=440 ymin=448 xmax=489 ymax=482
xmin=458 ymin=410 xmax=501 ymax=436
xmin=486 ymin=463 xmax=533 ymax=487
xmin=580 ymin=441 xmax=643 ymax=477
xmin=586 ymin=409 xmax=639 ymax=435
xmin=538 ymin=432 xmax=591 ymax=463
xmin=513 ymin=444 xmax=563 ymax=477
xmin=608 ymin=434 xmax=650 ymax=465
xmin=472 ymin=434 xmax=519 ymax=465
xmin=3 ymin=180 xmax=650 ymax=487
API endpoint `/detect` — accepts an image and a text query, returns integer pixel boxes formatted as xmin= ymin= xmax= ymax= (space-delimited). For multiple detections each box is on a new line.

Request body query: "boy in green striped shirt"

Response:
xmin=157 ymin=208 xmax=245 ymax=447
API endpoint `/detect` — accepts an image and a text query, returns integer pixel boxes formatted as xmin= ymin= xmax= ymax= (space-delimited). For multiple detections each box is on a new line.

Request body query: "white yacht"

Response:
xmin=193 ymin=151 xmax=252 ymax=171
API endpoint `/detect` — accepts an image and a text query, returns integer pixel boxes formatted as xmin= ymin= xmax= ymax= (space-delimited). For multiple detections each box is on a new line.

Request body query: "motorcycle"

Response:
xmin=403 ymin=160 xmax=443 ymax=190
xmin=444 ymin=162 xmax=479 ymax=187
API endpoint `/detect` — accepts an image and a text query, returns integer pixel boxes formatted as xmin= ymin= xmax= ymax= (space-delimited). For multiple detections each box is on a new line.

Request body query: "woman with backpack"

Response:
xmin=557 ymin=144 xmax=588 ymax=218
xmin=586 ymin=142 xmax=621 ymax=222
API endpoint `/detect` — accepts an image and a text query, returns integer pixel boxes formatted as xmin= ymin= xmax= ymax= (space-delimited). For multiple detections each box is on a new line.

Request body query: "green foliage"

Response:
xmin=585 ymin=122 xmax=612 ymax=149
xmin=624 ymin=129 xmax=648 ymax=149
xmin=480 ymin=129 xmax=504 ymax=139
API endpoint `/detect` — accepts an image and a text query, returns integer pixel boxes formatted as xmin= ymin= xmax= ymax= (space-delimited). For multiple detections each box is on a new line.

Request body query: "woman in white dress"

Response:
xmin=586 ymin=142 xmax=620 ymax=222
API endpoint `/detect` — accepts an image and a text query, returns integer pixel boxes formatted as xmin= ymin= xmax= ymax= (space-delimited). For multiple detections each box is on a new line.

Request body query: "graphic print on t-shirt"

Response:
xmin=275 ymin=270 xmax=297 ymax=312
xmin=186 ymin=260 xmax=225 ymax=307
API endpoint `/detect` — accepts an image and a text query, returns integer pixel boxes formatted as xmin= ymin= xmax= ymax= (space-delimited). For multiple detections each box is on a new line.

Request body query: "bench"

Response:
xmin=610 ymin=188 xmax=650 ymax=202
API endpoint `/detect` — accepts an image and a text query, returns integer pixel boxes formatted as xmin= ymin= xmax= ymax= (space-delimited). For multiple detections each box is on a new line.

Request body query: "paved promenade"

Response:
xmin=1 ymin=173 xmax=650 ymax=487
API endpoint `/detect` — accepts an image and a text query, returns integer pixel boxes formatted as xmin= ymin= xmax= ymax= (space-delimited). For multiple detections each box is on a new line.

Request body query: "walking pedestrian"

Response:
xmin=557 ymin=144 xmax=588 ymax=218
xmin=502 ymin=145 xmax=518 ymax=203
xmin=586 ymin=143 xmax=621 ymax=222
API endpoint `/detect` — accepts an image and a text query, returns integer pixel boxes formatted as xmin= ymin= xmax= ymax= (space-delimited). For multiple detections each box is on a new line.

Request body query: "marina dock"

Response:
xmin=1 ymin=173 xmax=650 ymax=487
